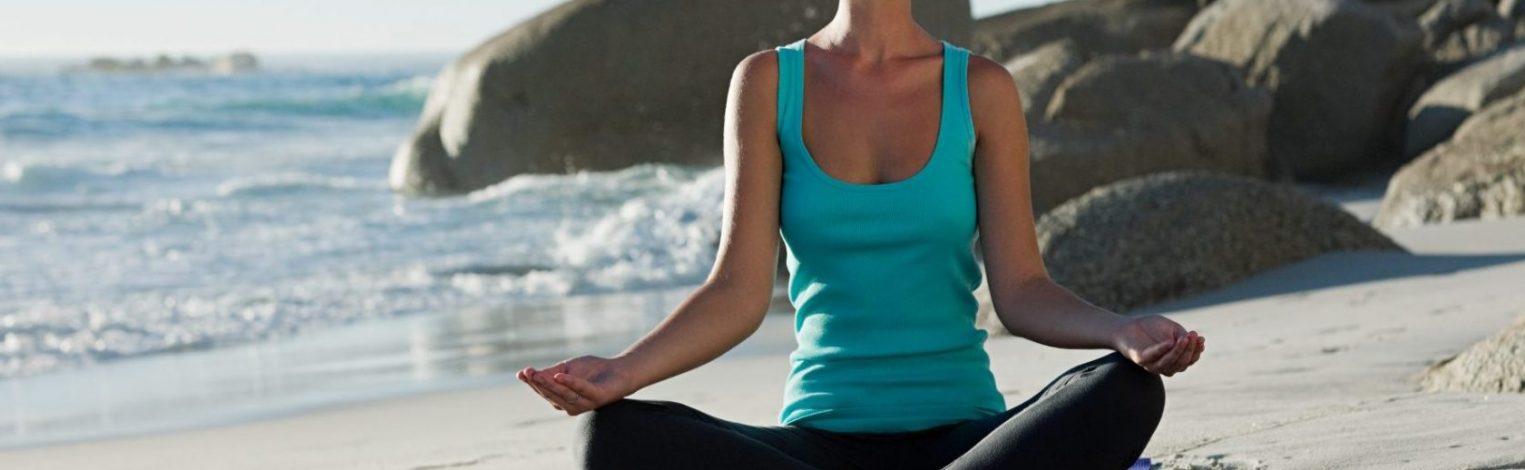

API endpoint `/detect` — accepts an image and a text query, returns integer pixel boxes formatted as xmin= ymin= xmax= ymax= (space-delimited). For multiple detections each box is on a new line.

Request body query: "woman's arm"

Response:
xmin=518 ymin=50 xmax=785 ymax=414
xmin=965 ymin=55 xmax=1204 ymax=375
xmin=608 ymin=49 xmax=786 ymax=390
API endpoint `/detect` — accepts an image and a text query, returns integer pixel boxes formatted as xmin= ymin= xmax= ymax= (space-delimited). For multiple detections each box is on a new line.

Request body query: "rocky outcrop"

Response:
xmin=1417 ymin=0 xmax=1517 ymax=75
xmin=1405 ymin=43 xmax=1525 ymax=158
xmin=1033 ymin=172 xmax=1403 ymax=313
xmin=1003 ymin=39 xmax=1089 ymax=122
xmin=1376 ymin=88 xmax=1525 ymax=228
xmin=1174 ymin=0 xmax=1424 ymax=180
xmin=1026 ymin=52 xmax=1275 ymax=213
xmin=389 ymin=0 xmax=972 ymax=195
xmin=971 ymin=0 xmax=1200 ymax=63
xmin=1420 ymin=314 xmax=1525 ymax=393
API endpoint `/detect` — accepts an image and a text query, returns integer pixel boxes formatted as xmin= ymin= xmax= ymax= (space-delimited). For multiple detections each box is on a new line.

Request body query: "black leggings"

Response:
xmin=571 ymin=351 xmax=1165 ymax=469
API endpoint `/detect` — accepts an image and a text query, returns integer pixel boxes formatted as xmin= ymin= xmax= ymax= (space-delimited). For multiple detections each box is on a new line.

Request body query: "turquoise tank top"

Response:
xmin=773 ymin=38 xmax=1006 ymax=434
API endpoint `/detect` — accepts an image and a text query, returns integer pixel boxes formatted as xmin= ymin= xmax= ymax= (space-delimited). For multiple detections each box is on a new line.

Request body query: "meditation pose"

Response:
xmin=520 ymin=1 xmax=1206 ymax=468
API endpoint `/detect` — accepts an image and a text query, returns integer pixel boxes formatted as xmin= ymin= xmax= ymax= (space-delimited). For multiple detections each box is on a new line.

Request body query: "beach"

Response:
xmin=7 ymin=0 xmax=1525 ymax=468
xmin=4 ymin=197 xmax=1524 ymax=469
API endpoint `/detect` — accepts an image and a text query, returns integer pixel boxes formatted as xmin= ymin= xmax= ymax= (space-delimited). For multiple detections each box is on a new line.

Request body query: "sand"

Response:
xmin=4 ymin=214 xmax=1525 ymax=469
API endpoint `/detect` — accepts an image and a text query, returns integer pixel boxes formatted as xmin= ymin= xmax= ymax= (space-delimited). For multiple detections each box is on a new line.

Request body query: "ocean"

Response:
xmin=0 ymin=54 xmax=770 ymax=448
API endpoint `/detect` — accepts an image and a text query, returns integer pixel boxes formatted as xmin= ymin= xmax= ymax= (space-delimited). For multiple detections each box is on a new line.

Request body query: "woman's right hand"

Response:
xmin=517 ymin=355 xmax=639 ymax=416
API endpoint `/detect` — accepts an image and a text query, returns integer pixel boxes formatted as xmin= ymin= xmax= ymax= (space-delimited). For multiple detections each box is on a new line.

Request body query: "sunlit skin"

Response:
xmin=519 ymin=0 xmax=1204 ymax=415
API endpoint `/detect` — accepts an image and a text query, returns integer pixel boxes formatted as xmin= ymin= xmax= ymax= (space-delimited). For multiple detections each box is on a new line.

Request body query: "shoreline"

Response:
xmin=3 ymin=216 xmax=1525 ymax=468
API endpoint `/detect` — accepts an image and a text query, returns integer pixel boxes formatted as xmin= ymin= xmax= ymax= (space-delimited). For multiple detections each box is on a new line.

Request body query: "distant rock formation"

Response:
xmin=1420 ymin=314 xmax=1525 ymax=393
xmin=211 ymin=52 xmax=260 ymax=74
xmin=71 ymin=51 xmax=258 ymax=74
xmin=389 ymin=0 xmax=973 ymax=196
xmin=1175 ymin=0 xmax=1424 ymax=181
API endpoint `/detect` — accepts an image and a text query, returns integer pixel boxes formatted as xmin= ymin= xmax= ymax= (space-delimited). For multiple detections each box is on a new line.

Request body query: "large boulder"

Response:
xmin=1174 ymin=0 xmax=1425 ymax=180
xmin=1026 ymin=52 xmax=1275 ymax=213
xmin=1376 ymin=88 xmax=1525 ymax=228
xmin=1416 ymin=0 xmax=1517 ymax=75
xmin=1405 ymin=43 xmax=1525 ymax=158
xmin=389 ymin=0 xmax=973 ymax=195
xmin=1034 ymin=172 xmax=1403 ymax=314
xmin=1420 ymin=314 xmax=1525 ymax=393
xmin=1002 ymin=39 xmax=1089 ymax=123
xmin=971 ymin=0 xmax=1201 ymax=63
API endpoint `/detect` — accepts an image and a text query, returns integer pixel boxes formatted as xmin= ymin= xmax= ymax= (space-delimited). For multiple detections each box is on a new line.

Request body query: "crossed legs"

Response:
xmin=570 ymin=351 xmax=1165 ymax=470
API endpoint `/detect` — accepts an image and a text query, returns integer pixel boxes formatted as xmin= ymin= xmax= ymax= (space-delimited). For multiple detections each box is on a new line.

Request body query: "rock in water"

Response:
xmin=1174 ymin=0 xmax=1424 ymax=180
xmin=1027 ymin=52 xmax=1274 ymax=213
xmin=1420 ymin=314 xmax=1525 ymax=393
xmin=1376 ymin=88 xmax=1525 ymax=228
xmin=971 ymin=0 xmax=1201 ymax=63
xmin=390 ymin=0 xmax=972 ymax=195
xmin=1035 ymin=172 xmax=1403 ymax=313
xmin=1404 ymin=43 xmax=1525 ymax=158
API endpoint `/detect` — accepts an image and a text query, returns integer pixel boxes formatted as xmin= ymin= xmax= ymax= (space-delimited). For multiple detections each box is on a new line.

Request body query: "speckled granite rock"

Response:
xmin=1421 ymin=314 xmax=1525 ymax=393
xmin=1033 ymin=172 xmax=1403 ymax=313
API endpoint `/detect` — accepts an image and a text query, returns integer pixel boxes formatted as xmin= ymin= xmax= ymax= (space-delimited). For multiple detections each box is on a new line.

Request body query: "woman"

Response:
xmin=518 ymin=1 xmax=1205 ymax=468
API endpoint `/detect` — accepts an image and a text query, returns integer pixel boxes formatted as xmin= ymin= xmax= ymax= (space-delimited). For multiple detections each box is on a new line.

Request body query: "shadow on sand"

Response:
xmin=1137 ymin=250 xmax=1525 ymax=315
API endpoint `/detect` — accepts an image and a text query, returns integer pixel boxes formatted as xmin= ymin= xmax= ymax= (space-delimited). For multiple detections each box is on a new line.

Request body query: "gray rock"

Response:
xmin=1034 ymin=172 xmax=1403 ymax=313
xmin=389 ymin=0 xmax=972 ymax=195
xmin=1003 ymin=39 xmax=1089 ymax=123
xmin=1370 ymin=0 xmax=1450 ymax=19
xmin=1417 ymin=0 xmax=1516 ymax=75
xmin=1027 ymin=52 xmax=1275 ymax=213
xmin=1174 ymin=0 xmax=1425 ymax=180
xmin=1377 ymin=88 xmax=1525 ymax=228
xmin=1502 ymin=0 xmax=1524 ymax=19
xmin=1406 ymin=43 xmax=1525 ymax=158
xmin=1420 ymin=314 xmax=1525 ymax=393
xmin=972 ymin=0 xmax=1201 ymax=63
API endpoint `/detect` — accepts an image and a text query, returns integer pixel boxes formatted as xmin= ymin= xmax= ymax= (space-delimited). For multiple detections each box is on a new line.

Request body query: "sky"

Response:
xmin=0 ymin=0 xmax=1061 ymax=58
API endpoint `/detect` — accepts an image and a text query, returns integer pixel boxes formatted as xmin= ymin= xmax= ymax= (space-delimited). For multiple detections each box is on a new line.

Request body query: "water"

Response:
xmin=0 ymin=54 xmax=742 ymax=448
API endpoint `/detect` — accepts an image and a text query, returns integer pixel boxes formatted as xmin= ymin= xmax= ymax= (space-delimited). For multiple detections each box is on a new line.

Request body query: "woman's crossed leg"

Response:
xmin=570 ymin=351 xmax=1165 ymax=469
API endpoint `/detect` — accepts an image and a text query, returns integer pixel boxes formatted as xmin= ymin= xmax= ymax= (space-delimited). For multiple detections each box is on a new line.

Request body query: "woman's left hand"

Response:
xmin=1110 ymin=314 xmax=1204 ymax=376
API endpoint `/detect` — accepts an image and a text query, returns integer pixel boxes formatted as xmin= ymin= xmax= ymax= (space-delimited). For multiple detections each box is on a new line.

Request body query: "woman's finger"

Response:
xmin=554 ymin=373 xmax=603 ymax=403
xmin=526 ymin=380 xmax=564 ymax=411
xmin=536 ymin=373 xmax=587 ymax=413
xmin=1136 ymin=335 xmax=1176 ymax=366
xmin=524 ymin=368 xmax=573 ymax=410
xmin=1147 ymin=336 xmax=1189 ymax=375
xmin=1171 ymin=332 xmax=1199 ymax=371
xmin=1182 ymin=336 xmax=1206 ymax=370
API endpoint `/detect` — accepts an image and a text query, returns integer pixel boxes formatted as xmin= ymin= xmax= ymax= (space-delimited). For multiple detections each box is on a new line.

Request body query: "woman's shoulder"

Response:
xmin=730 ymin=48 xmax=781 ymax=85
xmin=963 ymin=51 xmax=1016 ymax=97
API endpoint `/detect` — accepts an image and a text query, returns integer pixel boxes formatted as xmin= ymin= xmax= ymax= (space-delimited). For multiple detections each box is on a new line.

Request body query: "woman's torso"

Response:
xmin=773 ymin=37 xmax=1006 ymax=434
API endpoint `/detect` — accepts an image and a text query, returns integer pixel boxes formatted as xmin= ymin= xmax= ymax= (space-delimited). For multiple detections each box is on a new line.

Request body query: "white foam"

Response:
xmin=214 ymin=173 xmax=386 ymax=197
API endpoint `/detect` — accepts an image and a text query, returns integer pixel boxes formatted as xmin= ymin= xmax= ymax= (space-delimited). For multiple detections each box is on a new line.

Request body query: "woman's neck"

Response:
xmin=812 ymin=0 xmax=937 ymax=62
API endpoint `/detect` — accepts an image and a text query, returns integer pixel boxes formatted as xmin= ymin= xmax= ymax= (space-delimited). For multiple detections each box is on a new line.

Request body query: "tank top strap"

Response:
xmin=940 ymin=40 xmax=976 ymax=154
xmin=774 ymin=39 xmax=806 ymax=141
xmin=775 ymin=38 xmax=975 ymax=170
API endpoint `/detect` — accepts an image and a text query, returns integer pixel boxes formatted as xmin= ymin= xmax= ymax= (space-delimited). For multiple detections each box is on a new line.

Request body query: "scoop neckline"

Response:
xmin=793 ymin=39 xmax=951 ymax=192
